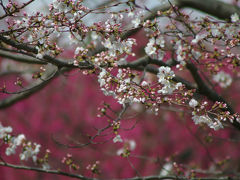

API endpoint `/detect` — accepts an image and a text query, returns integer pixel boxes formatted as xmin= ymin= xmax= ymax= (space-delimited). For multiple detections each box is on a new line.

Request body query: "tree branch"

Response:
xmin=0 ymin=49 xmax=47 ymax=64
xmin=186 ymin=62 xmax=240 ymax=130
xmin=0 ymin=162 xmax=96 ymax=180
xmin=177 ymin=0 xmax=240 ymax=20
xmin=0 ymin=65 xmax=58 ymax=109
xmin=1 ymin=161 xmax=239 ymax=180
xmin=0 ymin=36 xmax=74 ymax=68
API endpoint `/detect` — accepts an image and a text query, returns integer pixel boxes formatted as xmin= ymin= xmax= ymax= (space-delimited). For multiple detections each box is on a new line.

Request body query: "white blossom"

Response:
xmin=189 ymin=99 xmax=198 ymax=108
xmin=132 ymin=18 xmax=141 ymax=28
xmin=53 ymin=0 xmax=71 ymax=13
xmin=213 ymin=71 xmax=232 ymax=88
xmin=159 ymin=163 xmax=173 ymax=176
xmin=14 ymin=134 xmax=25 ymax=146
xmin=192 ymin=115 xmax=212 ymax=125
xmin=210 ymin=118 xmax=224 ymax=131
xmin=91 ymin=31 xmax=99 ymax=40
xmin=157 ymin=66 xmax=175 ymax=83
xmin=145 ymin=38 xmax=156 ymax=56
xmin=102 ymin=38 xmax=135 ymax=56
xmin=101 ymin=88 xmax=115 ymax=97
xmin=74 ymin=47 xmax=84 ymax=55
xmin=231 ymin=13 xmax=239 ymax=23
xmin=6 ymin=146 xmax=17 ymax=156
xmin=36 ymin=46 xmax=44 ymax=59
xmin=116 ymin=148 xmax=124 ymax=156
xmin=128 ymin=140 xmax=136 ymax=150
xmin=192 ymin=115 xmax=223 ymax=131
xmin=113 ymin=135 xmax=123 ymax=143
xmin=116 ymin=139 xmax=136 ymax=156
xmin=73 ymin=11 xmax=82 ymax=20
xmin=5 ymin=134 xmax=26 ymax=156
xmin=141 ymin=81 xmax=148 ymax=86
xmin=175 ymin=40 xmax=186 ymax=64
xmin=157 ymin=67 xmax=181 ymax=95
xmin=98 ymin=69 xmax=107 ymax=87
xmin=19 ymin=143 xmax=41 ymax=162
xmin=0 ymin=123 xmax=12 ymax=139
xmin=73 ymin=60 xmax=79 ymax=66
xmin=102 ymin=38 xmax=112 ymax=49
xmin=42 ymin=163 xmax=51 ymax=170
xmin=191 ymin=33 xmax=207 ymax=44
xmin=158 ymin=80 xmax=182 ymax=95
xmin=156 ymin=36 xmax=165 ymax=48
xmin=128 ymin=11 xmax=134 ymax=18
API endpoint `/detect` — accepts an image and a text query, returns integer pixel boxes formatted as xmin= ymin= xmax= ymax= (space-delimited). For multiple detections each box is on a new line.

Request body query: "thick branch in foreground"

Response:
xmin=0 ymin=162 xmax=95 ymax=180
xmin=0 ymin=49 xmax=47 ymax=65
xmin=0 ymin=65 xmax=58 ymax=109
xmin=0 ymin=36 xmax=74 ymax=68
xmin=0 ymin=161 xmax=239 ymax=180
xmin=186 ymin=62 xmax=240 ymax=130
xmin=177 ymin=0 xmax=240 ymax=20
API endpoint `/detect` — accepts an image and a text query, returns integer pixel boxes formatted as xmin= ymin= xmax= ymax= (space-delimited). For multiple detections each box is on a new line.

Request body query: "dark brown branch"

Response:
xmin=0 ymin=36 xmax=75 ymax=68
xmin=0 ymin=49 xmax=47 ymax=64
xmin=119 ymin=56 xmax=195 ymax=90
xmin=126 ymin=176 xmax=239 ymax=180
xmin=0 ymin=65 xmax=58 ymax=109
xmin=1 ymin=161 xmax=239 ymax=180
xmin=177 ymin=0 xmax=240 ymax=20
xmin=0 ymin=162 xmax=96 ymax=180
xmin=186 ymin=62 xmax=240 ymax=130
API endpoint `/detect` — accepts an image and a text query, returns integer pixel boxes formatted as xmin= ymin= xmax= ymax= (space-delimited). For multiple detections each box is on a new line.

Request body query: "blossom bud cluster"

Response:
xmin=189 ymin=100 xmax=240 ymax=131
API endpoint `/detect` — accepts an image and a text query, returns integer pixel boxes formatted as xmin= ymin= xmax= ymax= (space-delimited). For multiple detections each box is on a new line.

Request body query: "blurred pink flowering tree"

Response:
xmin=1 ymin=0 xmax=240 ymax=179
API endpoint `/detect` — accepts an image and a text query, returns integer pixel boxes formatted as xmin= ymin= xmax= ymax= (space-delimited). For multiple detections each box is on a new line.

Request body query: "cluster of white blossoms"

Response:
xmin=189 ymin=99 xmax=225 ymax=131
xmin=19 ymin=142 xmax=41 ymax=162
xmin=102 ymin=38 xmax=136 ymax=56
xmin=97 ymin=68 xmax=116 ymax=97
xmin=5 ymin=134 xmax=26 ymax=156
xmin=145 ymin=36 xmax=165 ymax=58
xmin=157 ymin=66 xmax=182 ymax=94
xmin=145 ymin=38 xmax=156 ymax=56
xmin=0 ymin=123 xmax=12 ymax=139
xmin=98 ymin=68 xmax=108 ymax=88
xmin=213 ymin=71 xmax=232 ymax=88
xmin=192 ymin=114 xmax=223 ymax=131
xmin=0 ymin=122 xmax=49 ymax=168
xmin=175 ymin=40 xmax=188 ymax=65
xmin=191 ymin=33 xmax=208 ymax=45
xmin=98 ymin=68 xmax=148 ymax=105
xmin=53 ymin=0 xmax=72 ymax=13
xmin=128 ymin=11 xmax=141 ymax=28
